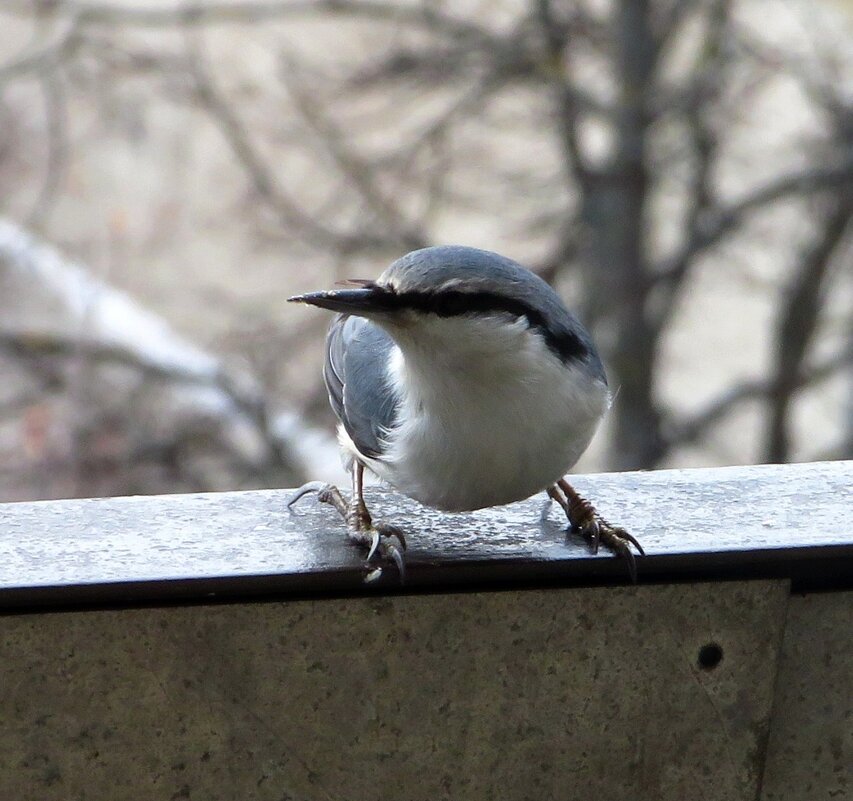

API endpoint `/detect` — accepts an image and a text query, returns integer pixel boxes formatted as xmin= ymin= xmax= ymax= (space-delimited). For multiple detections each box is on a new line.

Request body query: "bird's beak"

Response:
xmin=288 ymin=286 xmax=391 ymax=315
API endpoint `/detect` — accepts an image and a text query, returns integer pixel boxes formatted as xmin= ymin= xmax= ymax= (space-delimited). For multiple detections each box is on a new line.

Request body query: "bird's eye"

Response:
xmin=435 ymin=292 xmax=469 ymax=316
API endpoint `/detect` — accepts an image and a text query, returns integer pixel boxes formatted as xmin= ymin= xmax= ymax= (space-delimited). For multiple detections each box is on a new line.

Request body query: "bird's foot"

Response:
xmin=574 ymin=514 xmax=644 ymax=583
xmin=548 ymin=479 xmax=644 ymax=582
xmin=349 ymin=522 xmax=407 ymax=584
xmin=287 ymin=482 xmax=407 ymax=583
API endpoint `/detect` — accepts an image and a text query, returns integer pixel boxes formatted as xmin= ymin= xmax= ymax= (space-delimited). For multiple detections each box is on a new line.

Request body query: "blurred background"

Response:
xmin=0 ymin=0 xmax=850 ymax=503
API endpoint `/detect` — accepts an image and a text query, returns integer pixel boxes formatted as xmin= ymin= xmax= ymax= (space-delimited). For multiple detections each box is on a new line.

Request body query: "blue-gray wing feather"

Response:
xmin=324 ymin=314 xmax=399 ymax=459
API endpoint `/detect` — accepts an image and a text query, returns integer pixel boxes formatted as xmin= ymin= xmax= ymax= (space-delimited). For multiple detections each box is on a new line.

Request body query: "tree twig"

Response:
xmin=281 ymin=65 xmax=428 ymax=252
xmin=655 ymin=155 xmax=853 ymax=293
xmin=184 ymin=33 xmax=388 ymax=253
xmin=663 ymin=349 xmax=853 ymax=449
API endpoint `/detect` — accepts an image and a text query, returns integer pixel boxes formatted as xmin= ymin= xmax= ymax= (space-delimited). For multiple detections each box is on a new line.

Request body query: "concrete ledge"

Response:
xmin=1 ymin=461 xmax=851 ymax=609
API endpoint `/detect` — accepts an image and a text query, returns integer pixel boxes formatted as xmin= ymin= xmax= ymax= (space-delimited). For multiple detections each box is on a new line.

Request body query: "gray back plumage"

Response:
xmin=324 ymin=314 xmax=399 ymax=459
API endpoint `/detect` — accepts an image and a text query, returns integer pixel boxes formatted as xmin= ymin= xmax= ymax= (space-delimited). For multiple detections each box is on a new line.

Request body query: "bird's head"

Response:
xmin=289 ymin=245 xmax=602 ymax=373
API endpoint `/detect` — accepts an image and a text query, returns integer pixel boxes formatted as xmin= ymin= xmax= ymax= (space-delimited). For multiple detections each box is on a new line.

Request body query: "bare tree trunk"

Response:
xmin=764 ymin=194 xmax=852 ymax=462
xmin=584 ymin=0 xmax=663 ymax=470
xmin=845 ymin=311 xmax=853 ymax=460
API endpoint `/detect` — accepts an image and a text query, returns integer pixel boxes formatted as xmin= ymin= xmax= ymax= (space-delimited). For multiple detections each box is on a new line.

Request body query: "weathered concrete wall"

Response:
xmin=0 ymin=581 xmax=788 ymax=801
xmin=760 ymin=591 xmax=853 ymax=801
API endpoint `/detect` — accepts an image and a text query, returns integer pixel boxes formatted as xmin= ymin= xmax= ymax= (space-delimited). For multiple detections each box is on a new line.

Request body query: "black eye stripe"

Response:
xmin=378 ymin=288 xmax=589 ymax=364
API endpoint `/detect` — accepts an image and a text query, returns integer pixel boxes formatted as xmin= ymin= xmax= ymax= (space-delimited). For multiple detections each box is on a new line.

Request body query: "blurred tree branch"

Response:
xmin=3 ymin=0 xmax=490 ymax=38
xmin=663 ymin=348 xmax=851 ymax=450
xmin=281 ymin=66 xmax=428 ymax=251
xmin=654 ymin=155 xmax=853 ymax=296
xmin=0 ymin=218 xmax=346 ymax=496
xmin=26 ymin=71 xmax=69 ymax=228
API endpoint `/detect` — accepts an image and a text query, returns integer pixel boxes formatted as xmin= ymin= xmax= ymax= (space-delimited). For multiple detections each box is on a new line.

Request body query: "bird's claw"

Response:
xmin=365 ymin=529 xmax=381 ymax=562
xmin=550 ymin=480 xmax=644 ymax=582
xmin=616 ymin=527 xmax=644 ymax=555
xmin=376 ymin=521 xmax=407 ymax=551
xmin=362 ymin=523 xmax=407 ymax=584
xmin=388 ymin=542 xmax=406 ymax=583
xmin=574 ymin=518 xmax=644 ymax=583
xmin=619 ymin=542 xmax=638 ymax=584
xmin=286 ymin=481 xmax=329 ymax=510
xmin=576 ymin=518 xmax=600 ymax=553
xmin=287 ymin=480 xmax=407 ymax=583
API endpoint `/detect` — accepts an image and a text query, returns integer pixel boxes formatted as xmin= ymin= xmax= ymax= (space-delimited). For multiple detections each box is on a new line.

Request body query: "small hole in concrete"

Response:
xmin=697 ymin=642 xmax=723 ymax=670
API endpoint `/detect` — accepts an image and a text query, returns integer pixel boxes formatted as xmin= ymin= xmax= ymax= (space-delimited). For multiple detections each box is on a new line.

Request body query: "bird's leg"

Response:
xmin=287 ymin=463 xmax=406 ymax=583
xmin=342 ymin=463 xmax=408 ymax=583
xmin=347 ymin=461 xmax=373 ymax=537
xmin=548 ymin=478 xmax=644 ymax=582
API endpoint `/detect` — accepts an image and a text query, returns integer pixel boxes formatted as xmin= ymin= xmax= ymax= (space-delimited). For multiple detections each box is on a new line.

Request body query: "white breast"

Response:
xmin=355 ymin=314 xmax=609 ymax=512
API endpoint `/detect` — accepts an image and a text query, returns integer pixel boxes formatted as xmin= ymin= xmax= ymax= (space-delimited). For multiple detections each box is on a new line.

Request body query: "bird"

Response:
xmin=287 ymin=245 xmax=643 ymax=582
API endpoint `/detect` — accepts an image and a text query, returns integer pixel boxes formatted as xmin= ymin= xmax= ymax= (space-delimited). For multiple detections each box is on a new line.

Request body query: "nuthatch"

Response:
xmin=288 ymin=245 xmax=643 ymax=582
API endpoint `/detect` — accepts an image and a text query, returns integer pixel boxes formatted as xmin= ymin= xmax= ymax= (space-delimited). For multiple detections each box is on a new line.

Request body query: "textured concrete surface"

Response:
xmin=760 ymin=591 xmax=853 ymax=801
xmin=0 ymin=581 xmax=788 ymax=801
